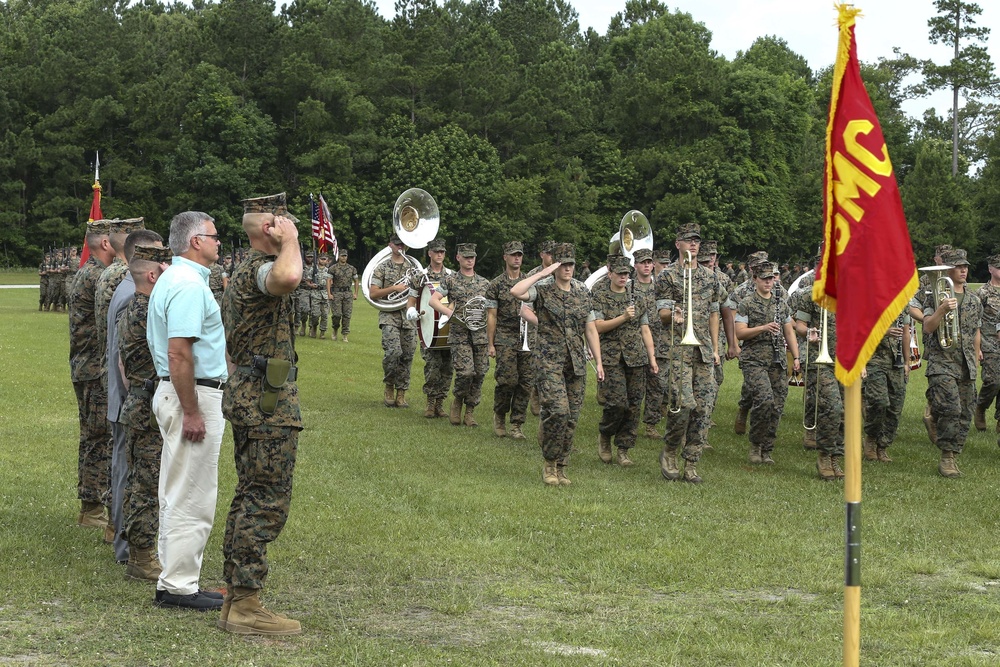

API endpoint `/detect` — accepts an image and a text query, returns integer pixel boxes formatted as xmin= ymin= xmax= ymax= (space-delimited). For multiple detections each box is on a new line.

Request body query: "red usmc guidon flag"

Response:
xmin=812 ymin=4 xmax=918 ymax=387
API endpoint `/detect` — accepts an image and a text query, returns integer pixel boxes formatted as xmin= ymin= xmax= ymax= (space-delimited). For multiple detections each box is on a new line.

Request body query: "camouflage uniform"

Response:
xmin=437 ymin=271 xmax=490 ymax=407
xmin=293 ymin=259 xmax=313 ymax=331
xmin=95 ymin=258 xmax=129 ymax=380
xmin=790 ymin=278 xmax=844 ymax=457
xmin=69 ymin=255 xmax=112 ymax=506
xmin=655 ymin=261 xmax=721 ymax=462
xmin=39 ymin=258 xmax=50 ymax=310
xmin=975 ymin=281 xmax=1000 ymax=422
xmin=328 ymin=261 xmax=358 ymax=336
xmin=221 ymin=248 xmax=303 ymax=591
xmin=416 ymin=267 xmax=453 ymax=401
xmin=485 ymin=270 xmax=533 ymax=427
xmin=64 ymin=254 xmax=79 ymax=302
xmin=863 ymin=309 xmax=909 ymax=450
xmin=209 ymin=262 xmax=226 ymax=307
xmin=118 ymin=292 xmax=162 ymax=549
xmin=728 ymin=271 xmax=788 ymax=414
xmin=922 ymin=281 xmax=982 ymax=455
xmin=635 ymin=278 xmax=667 ymax=430
xmin=372 ymin=257 xmax=417 ymax=391
xmin=307 ymin=264 xmax=329 ymax=334
xmin=594 ymin=277 xmax=653 ymax=450
xmin=527 ymin=275 xmax=593 ymax=464
xmin=736 ymin=289 xmax=793 ymax=455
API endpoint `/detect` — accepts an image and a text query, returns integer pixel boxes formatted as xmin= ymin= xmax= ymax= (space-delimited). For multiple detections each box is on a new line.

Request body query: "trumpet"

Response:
xmin=667 ymin=250 xmax=701 ymax=414
xmin=519 ymin=317 xmax=530 ymax=352
xmin=802 ymin=307 xmax=833 ymax=431
xmin=919 ymin=264 xmax=958 ymax=348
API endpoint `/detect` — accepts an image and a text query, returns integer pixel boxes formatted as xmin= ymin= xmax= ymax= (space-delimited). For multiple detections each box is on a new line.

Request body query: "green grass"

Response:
xmin=3 ymin=279 xmax=1000 ymax=665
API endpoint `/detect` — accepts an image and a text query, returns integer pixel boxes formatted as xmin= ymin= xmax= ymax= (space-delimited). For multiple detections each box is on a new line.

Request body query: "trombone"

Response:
xmin=667 ymin=250 xmax=702 ymax=413
xmin=802 ymin=307 xmax=834 ymax=431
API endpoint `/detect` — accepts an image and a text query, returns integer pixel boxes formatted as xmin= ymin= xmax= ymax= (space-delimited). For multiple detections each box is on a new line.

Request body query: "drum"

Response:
xmin=418 ymin=283 xmax=450 ymax=349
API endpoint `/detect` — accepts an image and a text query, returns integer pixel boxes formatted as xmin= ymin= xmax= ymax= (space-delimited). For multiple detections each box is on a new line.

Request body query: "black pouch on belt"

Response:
xmin=257 ymin=356 xmax=291 ymax=415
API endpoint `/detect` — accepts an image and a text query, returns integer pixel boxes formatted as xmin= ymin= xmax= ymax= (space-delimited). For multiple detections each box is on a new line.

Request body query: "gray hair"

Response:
xmin=168 ymin=211 xmax=213 ymax=254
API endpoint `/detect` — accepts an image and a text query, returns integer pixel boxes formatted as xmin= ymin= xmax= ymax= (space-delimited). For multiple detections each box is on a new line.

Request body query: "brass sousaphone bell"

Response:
xmin=585 ymin=209 xmax=654 ymax=290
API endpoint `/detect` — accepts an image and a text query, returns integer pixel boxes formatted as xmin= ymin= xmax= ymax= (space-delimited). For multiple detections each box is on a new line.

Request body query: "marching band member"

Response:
xmin=370 ymin=233 xmax=417 ymax=408
xmin=512 ymin=243 xmax=603 ymax=486
xmin=429 ymin=243 xmax=490 ymax=427
xmin=974 ymin=254 xmax=1000 ymax=432
xmin=656 ymin=223 xmax=722 ymax=484
xmin=735 ymin=261 xmax=800 ymax=466
xmin=862 ymin=308 xmax=911 ymax=463
xmin=594 ymin=255 xmax=658 ymax=466
xmin=485 ymin=241 xmax=533 ymax=439
xmin=406 ymin=238 xmax=453 ymax=418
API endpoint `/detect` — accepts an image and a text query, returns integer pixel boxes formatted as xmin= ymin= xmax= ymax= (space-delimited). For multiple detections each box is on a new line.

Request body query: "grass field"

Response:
xmin=2 ymin=279 xmax=1000 ymax=666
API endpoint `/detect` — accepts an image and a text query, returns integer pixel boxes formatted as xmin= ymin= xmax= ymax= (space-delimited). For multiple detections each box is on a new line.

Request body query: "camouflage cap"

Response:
xmin=552 ymin=242 xmax=575 ymax=264
xmin=935 ymin=244 xmax=953 ymax=257
xmin=503 ymin=240 xmax=524 ymax=255
xmin=941 ymin=248 xmax=970 ymax=267
xmin=675 ymin=222 xmax=701 ymax=241
xmin=655 ymin=248 xmax=672 ymax=262
xmin=609 ymin=255 xmax=632 ymax=274
xmin=457 ymin=242 xmax=477 ymax=257
xmin=427 ymin=237 xmax=446 ymax=251
xmin=538 ymin=240 xmax=556 ymax=254
xmin=632 ymin=248 xmax=653 ymax=262
xmin=131 ymin=244 xmax=173 ymax=264
xmin=701 ymin=240 xmax=718 ymax=255
xmin=389 ymin=233 xmax=403 ymax=245
xmin=755 ymin=261 xmax=777 ymax=277
xmin=747 ymin=251 xmax=769 ymax=268
xmin=606 ymin=252 xmax=624 ymax=264
xmin=304 ymin=251 xmax=314 ymax=259
xmin=119 ymin=217 xmax=146 ymax=234
xmin=86 ymin=219 xmax=112 ymax=235
xmin=242 ymin=192 xmax=299 ymax=223
xmin=988 ymin=254 xmax=1000 ymax=268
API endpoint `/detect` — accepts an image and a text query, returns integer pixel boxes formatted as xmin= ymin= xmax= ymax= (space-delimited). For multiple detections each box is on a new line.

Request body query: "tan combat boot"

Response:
xmin=876 ymin=447 xmax=893 ymax=463
xmin=319 ymin=330 xmax=326 ymax=340
xmin=77 ymin=501 xmax=106 ymax=529
xmin=217 ymin=590 xmax=233 ymax=630
xmin=734 ymin=407 xmax=748 ymax=435
xmin=863 ymin=436 xmax=878 ymax=461
xmin=384 ymin=384 xmax=396 ymax=408
xmin=463 ymin=405 xmax=478 ymax=427
xmin=923 ymin=405 xmax=937 ymax=445
xmin=298 ymin=321 xmax=306 ymax=337
xmin=103 ymin=520 xmax=116 ymax=545
xmin=125 ymin=547 xmax=162 ymax=582
xmin=616 ymin=448 xmax=634 ymax=467
xmin=816 ymin=453 xmax=835 ymax=481
xmin=425 ymin=397 xmax=436 ymax=418
xmin=598 ymin=433 xmax=613 ymax=463
xmin=938 ymin=451 xmax=961 ymax=478
xmin=395 ymin=389 xmax=409 ymax=408
xmin=493 ymin=413 xmax=507 ymax=437
xmin=975 ymin=405 xmax=987 ymax=431
xmin=530 ymin=389 xmax=540 ymax=416
xmin=644 ymin=424 xmax=661 ymax=439
xmin=683 ymin=460 xmax=702 ymax=484
xmin=309 ymin=325 xmax=317 ymax=338
xmin=508 ymin=424 xmax=526 ymax=440
xmin=434 ymin=399 xmax=449 ymax=419
xmin=342 ymin=336 xmax=349 ymax=343
xmin=331 ymin=331 xmax=338 ymax=341
xmin=761 ymin=450 xmax=775 ymax=465
xmin=748 ymin=445 xmax=763 ymax=464
xmin=660 ymin=446 xmax=680 ymax=481
xmin=803 ymin=428 xmax=817 ymax=450
xmin=831 ymin=457 xmax=845 ymax=479
xmin=224 ymin=588 xmax=301 ymax=636
xmin=450 ymin=398 xmax=463 ymax=425
xmin=542 ymin=460 xmax=559 ymax=486
xmin=556 ymin=462 xmax=571 ymax=486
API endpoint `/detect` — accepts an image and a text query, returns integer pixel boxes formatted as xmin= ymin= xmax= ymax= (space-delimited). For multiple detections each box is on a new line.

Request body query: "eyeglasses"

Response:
xmin=194 ymin=233 xmax=221 ymax=242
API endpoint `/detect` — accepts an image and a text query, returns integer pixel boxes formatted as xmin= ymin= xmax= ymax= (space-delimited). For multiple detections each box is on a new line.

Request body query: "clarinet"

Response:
xmin=892 ymin=314 xmax=905 ymax=368
xmin=771 ymin=305 xmax=783 ymax=365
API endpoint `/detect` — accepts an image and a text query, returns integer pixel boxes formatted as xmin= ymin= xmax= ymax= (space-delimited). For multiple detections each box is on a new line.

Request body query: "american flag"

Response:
xmin=310 ymin=193 xmax=338 ymax=257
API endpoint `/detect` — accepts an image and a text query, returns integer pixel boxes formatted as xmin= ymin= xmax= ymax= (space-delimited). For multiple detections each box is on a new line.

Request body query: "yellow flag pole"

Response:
xmin=843 ymin=381 xmax=861 ymax=667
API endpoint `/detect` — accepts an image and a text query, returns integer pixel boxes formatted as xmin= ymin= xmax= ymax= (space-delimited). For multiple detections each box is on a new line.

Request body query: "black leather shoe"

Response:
xmin=154 ymin=589 xmax=224 ymax=611
xmin=198 ymin=589 xmax=224 ymax=600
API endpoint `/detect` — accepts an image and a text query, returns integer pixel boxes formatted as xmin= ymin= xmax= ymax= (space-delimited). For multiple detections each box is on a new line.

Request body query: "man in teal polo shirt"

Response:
xmin=147 ymin=210 xmax=228 ymax=611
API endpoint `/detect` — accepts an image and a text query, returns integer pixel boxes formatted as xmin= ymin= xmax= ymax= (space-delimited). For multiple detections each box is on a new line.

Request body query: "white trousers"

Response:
xmin=153 ymin=381 xmax=223 ymax=595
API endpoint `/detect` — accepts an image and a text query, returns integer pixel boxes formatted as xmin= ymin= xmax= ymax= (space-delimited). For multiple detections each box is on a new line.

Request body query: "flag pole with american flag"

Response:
xmin=310 ymin=193 xmax=338 ymax=260
xmin=814 ymin=7 xmax=918 ymax=666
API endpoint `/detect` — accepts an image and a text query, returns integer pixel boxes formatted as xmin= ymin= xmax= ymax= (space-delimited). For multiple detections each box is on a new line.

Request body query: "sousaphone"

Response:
xmin=361 ymin=188 xmax=439 ymax=312
xmin=585 ymin=210 xmax=654 ymax=290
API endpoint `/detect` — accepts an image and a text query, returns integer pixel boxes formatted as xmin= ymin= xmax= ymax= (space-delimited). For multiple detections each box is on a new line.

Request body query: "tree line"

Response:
xmin=1 ymin=0 xmax=997 ymax=277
